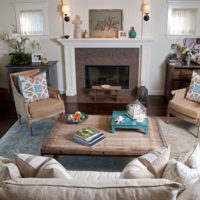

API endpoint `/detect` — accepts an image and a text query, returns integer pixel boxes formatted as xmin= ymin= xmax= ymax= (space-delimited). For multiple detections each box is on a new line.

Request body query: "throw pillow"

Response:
xmin=0 ymin=162 xmax=21 ymax=181
xmin=14 ymin=153 xmax=51 ymax=177
xmin=120 ymin=145 xmax=170 ymax=179
xmin=119 ymin=158 xmax=155 ymax=179
xmin=185 ymin=143 xmax=200 ymax=171
xmin=177 ymin=178 xmax=200 ymax=200
xmin=162 ymin=159 xmax=200 ymax=185
xmin=18 ymin=72 xmax=49 ymax=103
xmin=35 ymin=159 xmax=72 ymax=179
xmin=186 ymin=70 xmax=200 ymax=103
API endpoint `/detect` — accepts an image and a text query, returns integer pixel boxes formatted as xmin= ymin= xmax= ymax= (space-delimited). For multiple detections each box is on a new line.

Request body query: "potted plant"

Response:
xmin=1 ymin=25 xmax=40 ymax=65
xmin=182 ymin=46 xmax=196 ymax=66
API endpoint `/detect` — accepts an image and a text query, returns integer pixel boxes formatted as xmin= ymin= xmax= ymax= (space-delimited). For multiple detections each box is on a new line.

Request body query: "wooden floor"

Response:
xmin=0 ymin=95 xmax=167 ymax=138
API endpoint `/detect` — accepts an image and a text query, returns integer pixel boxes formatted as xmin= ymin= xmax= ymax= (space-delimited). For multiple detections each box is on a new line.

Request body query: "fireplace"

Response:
xmin=85 ymin=65 xmax=129 ymax=89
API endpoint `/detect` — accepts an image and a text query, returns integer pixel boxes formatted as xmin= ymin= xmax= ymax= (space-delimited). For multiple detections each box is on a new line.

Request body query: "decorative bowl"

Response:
xmin=66 ymin=114 xmax=88 ymax=124
xmin=100 ymin=84 xmax=110 ymax=89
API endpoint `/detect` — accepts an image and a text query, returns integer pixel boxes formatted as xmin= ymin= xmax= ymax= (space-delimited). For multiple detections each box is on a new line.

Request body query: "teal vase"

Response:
xmin=129 ymin=27 xmax=136 ymax=38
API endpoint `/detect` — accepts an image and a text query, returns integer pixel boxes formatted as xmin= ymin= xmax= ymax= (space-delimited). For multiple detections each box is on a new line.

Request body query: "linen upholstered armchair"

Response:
xmin=167 ymin=88 xmax=200 ymax=138
xmin=10 ymin=69 xmax=65 ymax=136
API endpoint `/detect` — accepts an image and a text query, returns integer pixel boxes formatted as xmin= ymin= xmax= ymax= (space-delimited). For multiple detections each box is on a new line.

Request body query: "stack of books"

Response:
xmin=73 ymin=127 xmax=105 ymax=147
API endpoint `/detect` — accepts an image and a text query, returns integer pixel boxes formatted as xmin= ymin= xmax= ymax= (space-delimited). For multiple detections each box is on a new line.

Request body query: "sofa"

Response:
xmin=0 ymin=145 xmax=200 ymax=200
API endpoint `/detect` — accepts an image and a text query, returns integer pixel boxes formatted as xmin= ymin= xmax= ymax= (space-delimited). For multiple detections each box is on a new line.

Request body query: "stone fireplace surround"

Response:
xmin=57 ymin=39 xmax=153 ymax=96
xmin=75 ymin=48 xmax=139 ymax=95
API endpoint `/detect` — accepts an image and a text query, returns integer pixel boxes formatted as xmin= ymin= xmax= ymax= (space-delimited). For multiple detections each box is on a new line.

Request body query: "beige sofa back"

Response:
xmin=0 ymin=178 xmax=183 ymax=200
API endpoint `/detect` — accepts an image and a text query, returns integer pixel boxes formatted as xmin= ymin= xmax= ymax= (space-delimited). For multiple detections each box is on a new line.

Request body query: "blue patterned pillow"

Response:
xmin=18 ymin=72 xmax=49 ymax=103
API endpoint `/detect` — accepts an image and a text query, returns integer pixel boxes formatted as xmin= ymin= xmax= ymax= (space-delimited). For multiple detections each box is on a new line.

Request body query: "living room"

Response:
xmin=0 ymin=0 xmax=200 ymax=199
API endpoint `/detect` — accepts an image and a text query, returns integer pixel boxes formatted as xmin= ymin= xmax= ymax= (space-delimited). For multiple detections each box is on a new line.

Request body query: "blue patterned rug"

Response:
xmin=0 ymin=118 xmax=132 ymax=172
xmin=0 ymin=117 xmax=199 ymax=172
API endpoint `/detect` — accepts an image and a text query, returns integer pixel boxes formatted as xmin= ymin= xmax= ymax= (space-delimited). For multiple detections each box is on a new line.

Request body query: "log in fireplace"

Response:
xmin=85 ymin=65 xmax=129 ymax=89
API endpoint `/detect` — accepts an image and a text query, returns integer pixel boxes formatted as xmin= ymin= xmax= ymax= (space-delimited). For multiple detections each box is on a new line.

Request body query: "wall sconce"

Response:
xmin=143 ymin=4 xmax=151 ymax=21
xmin=62 ymin=5 xmax=70 ymax=22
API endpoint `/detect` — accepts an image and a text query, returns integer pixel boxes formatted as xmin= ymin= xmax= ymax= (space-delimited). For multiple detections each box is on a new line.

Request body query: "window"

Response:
xmin=14 ymin=2 xmax=49 ymax=36
xmin=167 ymin=1 xmax=200 ymax=36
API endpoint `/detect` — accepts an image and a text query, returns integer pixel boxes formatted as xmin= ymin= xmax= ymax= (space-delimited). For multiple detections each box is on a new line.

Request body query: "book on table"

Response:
xmin=73 ymin=127 xmax=105 ymax=147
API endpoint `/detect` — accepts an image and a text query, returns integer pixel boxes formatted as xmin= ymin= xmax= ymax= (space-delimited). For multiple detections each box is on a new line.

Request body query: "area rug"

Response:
xmin=0 ymin=116 xmax=199 ymax=172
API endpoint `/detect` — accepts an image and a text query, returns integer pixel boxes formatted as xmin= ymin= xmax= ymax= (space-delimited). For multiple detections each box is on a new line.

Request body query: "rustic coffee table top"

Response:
xmin=41 ymin=115 xmax=165 ymax=157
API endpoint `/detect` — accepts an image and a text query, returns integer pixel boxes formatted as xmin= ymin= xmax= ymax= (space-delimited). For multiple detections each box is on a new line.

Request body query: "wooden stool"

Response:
xmin=92 ymin=86 xmax=121 ymax=102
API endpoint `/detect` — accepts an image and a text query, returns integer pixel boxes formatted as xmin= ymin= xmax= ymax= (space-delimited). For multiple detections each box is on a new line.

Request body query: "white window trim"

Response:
xmin=14 ymin=2 xmax=49 ymax=36
xmin=167 ymin=0 xmax=200 ymax=38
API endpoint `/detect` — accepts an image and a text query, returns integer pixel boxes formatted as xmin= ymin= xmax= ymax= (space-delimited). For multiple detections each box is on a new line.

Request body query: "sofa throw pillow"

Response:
xmin=177 ymin=178 xmax=200 ymax=200
xmin=18 ymin=72 xmax=49 ymax=103
xmin=186 ymin=71 xmax=200 ymax=103
xmin=35 ymin=159 xmax=72 ymax=179
xmin=14 ymin=153 xmax=51 ymax=177
xmin=0 ymin=162 xmax=21 ymax=181
xmin=185 ymin=143 xmax=200 ymax=171
xmin=162 ymin=159 xmax=200 ymax=185
xmin=120 ymin=145 xmax=170 ymax=179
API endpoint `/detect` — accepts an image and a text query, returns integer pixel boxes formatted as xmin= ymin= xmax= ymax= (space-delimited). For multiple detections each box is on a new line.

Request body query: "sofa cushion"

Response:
xmin=168 ymin=97 xmax=200 ymax=119
xmin=162 ymin=159 xmax=200 ymax=185
xmin=35 ymin=159 xmax=72 ymax=179
xmin=18 ymin=72 xmax=49 ymax=103
xmin=0 ymin=178 xmax=184 ymax=200
xmin=120 ymin=145 xmax=170 ymax=179
xmin=68 ymin=170 xmax=121 ymax=180
xmin=28 ymin=98 xmax=64 ymax=119
xmin=0 ymin=163 xmax=21 ymax=181
xmin=14 ymin=153 xmax=51 ymax=177
xmin=186 ymin=70 xmax=200 ymax=103
xmin=185 ymin=143 xmax=200 ymax=171
xmin=177 ymin=178 xmax=200 ymax=200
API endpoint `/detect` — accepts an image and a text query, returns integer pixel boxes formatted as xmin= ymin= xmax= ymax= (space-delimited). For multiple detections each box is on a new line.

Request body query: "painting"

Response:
xmin=89 ymin=9 xmax=123 ymax=38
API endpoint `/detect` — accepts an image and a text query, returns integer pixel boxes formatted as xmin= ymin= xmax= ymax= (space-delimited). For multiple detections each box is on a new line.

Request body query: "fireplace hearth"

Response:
xmin=85 ymin=65 xmax=129 ymax=89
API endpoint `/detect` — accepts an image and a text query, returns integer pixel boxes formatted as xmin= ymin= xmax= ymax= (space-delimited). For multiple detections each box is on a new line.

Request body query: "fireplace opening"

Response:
xmin=85 ymin=65 xmax=129 ymax=89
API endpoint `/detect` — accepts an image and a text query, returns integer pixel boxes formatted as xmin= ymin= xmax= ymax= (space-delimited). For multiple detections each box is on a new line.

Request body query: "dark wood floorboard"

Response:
xmin=0 ymin=95 xmax=167 ymax=138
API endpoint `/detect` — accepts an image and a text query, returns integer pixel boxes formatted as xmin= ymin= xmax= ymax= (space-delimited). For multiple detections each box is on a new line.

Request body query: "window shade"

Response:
xmin=168 ymin=8 xmax=197 ymax=35
xmin=19 ymin=10 xmax=44 ymax=35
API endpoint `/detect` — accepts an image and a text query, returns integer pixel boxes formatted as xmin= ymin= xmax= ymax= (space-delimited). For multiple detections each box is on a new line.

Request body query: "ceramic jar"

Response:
xmin=129 ymin=26 xmax=136 ymax=38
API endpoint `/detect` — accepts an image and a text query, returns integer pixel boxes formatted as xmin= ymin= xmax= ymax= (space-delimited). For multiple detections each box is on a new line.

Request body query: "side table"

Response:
xmin=111 ymin=111 xmax=148 ymax=134
xmin=92 ymin=86 xmax=121 ymax=102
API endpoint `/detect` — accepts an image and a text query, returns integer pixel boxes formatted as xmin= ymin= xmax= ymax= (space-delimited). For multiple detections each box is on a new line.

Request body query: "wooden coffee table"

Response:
xmin=41 ymin=115 xmax=164 ymax=159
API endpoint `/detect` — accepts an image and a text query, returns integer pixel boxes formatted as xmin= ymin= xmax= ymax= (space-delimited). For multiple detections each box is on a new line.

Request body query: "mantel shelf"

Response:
xmin=57 ymin=38 xmax=155 ymax=47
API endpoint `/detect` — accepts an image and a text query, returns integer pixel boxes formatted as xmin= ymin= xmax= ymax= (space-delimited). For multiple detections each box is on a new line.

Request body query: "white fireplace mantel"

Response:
xmin=57 ymin=38 xmax=154 ymax=96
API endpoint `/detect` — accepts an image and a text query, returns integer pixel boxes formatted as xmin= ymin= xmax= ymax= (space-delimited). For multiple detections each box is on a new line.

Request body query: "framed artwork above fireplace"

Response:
xmin=89 ymin=9 xmax=123 ymax=38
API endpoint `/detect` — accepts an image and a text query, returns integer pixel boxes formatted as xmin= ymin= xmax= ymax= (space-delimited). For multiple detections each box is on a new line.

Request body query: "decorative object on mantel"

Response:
xmin=1 ymin=25 xmax=40 ymax=65
xmin=82 ymin=30 xmax=89 ymax=39
xmin=142 ymin=4 xmax=151 ymax=21
xmin=182 ymin=46 xmax=196 ymax=66
xmin=118 ymin=30 xmax=127 ymax=39
xmin=89 ymin=9 xmax=123 ymax=38
xmin=72 ymin=15 xmax=82 ymax=39
xmin=129 ymin=26 xmax=136 ymax=38
xmin=41 ymin=56 xmax=48 ymax=64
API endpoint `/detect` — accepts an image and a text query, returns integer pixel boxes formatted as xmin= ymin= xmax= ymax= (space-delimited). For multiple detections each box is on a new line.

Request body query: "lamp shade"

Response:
xmin=62 ymin=5 xmax=70 ymax=14
xmin=143 ymin=4 xmax=151 ymax=14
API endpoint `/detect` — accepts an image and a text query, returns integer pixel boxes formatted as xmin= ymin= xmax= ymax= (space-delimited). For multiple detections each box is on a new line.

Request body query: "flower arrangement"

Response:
xmin=1 ymin=25 xmax=40 ymax=65
xmin=182 ymin=46 xmax=196 ymax=56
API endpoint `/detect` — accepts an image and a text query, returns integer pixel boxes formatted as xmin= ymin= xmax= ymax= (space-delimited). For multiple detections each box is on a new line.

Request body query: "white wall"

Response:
xmin=0 ymin=0 xmax=191 ymax=95
xmin=0 ymin=0 xmax=65 ymax=93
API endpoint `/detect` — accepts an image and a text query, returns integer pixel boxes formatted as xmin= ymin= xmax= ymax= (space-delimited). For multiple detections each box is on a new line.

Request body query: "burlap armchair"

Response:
xmin=167 ymin=88 xmax=200 ymax=138
xmin=10 ymin=69 xmax=65 ymax=136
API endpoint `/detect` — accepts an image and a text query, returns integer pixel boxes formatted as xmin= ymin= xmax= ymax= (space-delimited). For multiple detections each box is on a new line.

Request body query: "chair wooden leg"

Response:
xmin=167 ymin=111 xmax=170 ymax=124
xmin=18 ymin=114 xmax=21 ymax=125
xmin=29 ymin=123 xmax=33 ymax=136
xmin=198 ymin=126 xmax=200 ymax=138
